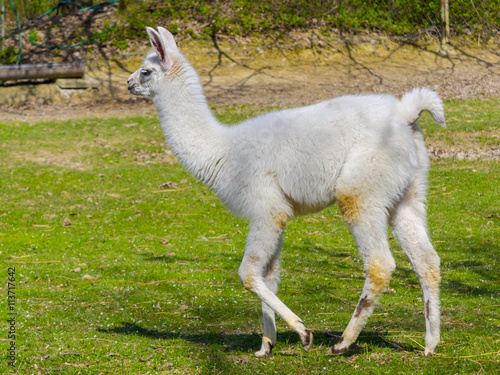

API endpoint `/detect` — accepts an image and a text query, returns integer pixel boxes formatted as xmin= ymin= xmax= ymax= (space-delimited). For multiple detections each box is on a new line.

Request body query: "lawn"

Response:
xmin=0 ymin=99 xmax=499 ymax=374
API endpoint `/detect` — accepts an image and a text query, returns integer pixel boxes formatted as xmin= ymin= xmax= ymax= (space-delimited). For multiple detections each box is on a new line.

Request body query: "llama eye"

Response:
xmin=141 ymin=69 xmax=151 ymax=77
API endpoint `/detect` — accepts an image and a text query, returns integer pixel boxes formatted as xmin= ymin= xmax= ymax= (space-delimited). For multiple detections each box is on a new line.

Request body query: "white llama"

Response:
xmin=127 ymin=26 xmax=446 ymax=358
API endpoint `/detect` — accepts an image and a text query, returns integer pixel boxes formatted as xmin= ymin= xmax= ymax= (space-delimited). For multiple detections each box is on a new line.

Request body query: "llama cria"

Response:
xmin=127 ymin=26 xmax=446 ymax=358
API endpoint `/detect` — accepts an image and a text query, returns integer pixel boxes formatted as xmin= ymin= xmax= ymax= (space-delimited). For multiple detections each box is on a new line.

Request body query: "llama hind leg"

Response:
xmin=239 ymin=219 xmax=313 ymax=354
xmin=254 ymin=234 xmax=283 ymax=357
xmin=390 ymin=200 xmax=441 ymax=357
xmin=332 ymin=216 xmax=396 ymax=355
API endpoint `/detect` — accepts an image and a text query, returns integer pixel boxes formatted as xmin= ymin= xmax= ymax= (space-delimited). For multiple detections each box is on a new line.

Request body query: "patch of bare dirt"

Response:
xmin=428 ymin=144 xmax=500 ymax=160
xmin=11 ymin=149 xmax=91 ymax=170
xmin=2 ymin=37 xmax=500 ymax=115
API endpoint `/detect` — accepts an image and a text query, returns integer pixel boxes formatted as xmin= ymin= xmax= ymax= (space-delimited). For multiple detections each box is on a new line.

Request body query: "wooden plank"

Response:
xmin=0 ymin=61 xmax=85 ymax=81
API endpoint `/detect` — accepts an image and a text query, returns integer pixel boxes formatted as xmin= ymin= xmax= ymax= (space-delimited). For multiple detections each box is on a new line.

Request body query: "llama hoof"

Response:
xmin=331 ymin=344 xmax=349 ymax=356
xmin=330 ymin=336 xmax=349 ymax=355
xmin=331 ymin=347 xmax=348 ymax=356
xmin=300 ymin=329 xmax=313 ymax=352
xmin=424 ymin=348 xmax=435 ymax=358
xmin=254 ymin=341 xmax=274 ymax=357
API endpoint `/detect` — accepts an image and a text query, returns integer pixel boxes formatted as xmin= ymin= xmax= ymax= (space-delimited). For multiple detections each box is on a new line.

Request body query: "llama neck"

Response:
xmin=153 ymin=62 xmax=227 ymax=185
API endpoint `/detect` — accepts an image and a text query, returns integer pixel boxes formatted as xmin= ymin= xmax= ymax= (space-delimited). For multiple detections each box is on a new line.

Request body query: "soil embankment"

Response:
xmin=1 ymin=37 xmax=499 ymax=121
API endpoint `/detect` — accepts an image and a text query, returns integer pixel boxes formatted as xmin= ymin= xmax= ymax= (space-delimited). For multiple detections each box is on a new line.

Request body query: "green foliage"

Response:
xmin=0 ymin=100 xmax=499 ymax=373
xmin=114 ymin=0 xmax=500 ymax=41
xmin=28 ymin=30 xmax=39 ymax=42
xmin=11 ymin=0 xmax=59 ymax=19
xmin=334 ymin=0 xmax=440 ymax=34
xmin=0 ymin=46 xmax=19 ymax=65
xmin=450 ymin=0 xmax=500 ymax=38
xmin=2 ymin=0 xmax=499 ymax=58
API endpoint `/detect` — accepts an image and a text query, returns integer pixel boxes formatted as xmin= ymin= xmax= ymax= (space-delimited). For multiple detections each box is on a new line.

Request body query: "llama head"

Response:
xmin=127 ymin=27 xmax=181 ymax=97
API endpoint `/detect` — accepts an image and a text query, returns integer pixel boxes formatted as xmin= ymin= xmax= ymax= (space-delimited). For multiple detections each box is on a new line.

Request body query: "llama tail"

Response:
xmin=397 ymin=87 xmax=446 ymax=128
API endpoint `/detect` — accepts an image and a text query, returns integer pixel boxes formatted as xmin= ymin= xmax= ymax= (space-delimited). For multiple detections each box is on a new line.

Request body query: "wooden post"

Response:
xmin=1 ymin=0 xmax=4 ymax=52
xmin=441 ymin=0 xmax=450 ymax=45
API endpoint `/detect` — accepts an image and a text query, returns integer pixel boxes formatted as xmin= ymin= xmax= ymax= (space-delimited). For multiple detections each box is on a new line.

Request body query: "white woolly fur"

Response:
xmin=128 ymin=26 xmax=446 ymax=358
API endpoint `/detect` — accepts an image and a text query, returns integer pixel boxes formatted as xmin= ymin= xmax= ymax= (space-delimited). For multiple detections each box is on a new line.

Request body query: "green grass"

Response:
xmin=0 ymin=99 xmax=499 ymax=374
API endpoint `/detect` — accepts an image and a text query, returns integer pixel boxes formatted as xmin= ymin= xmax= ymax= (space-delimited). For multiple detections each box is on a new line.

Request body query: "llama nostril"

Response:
xmin=127 ymin=78 xmax=135 ymax=91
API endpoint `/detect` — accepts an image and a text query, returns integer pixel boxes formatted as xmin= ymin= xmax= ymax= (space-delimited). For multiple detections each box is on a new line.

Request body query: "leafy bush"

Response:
xmin=11 ymin=0 xmax=59 ymax=19
xmin=0 ymin=46 xmax=19 ymax=65
xmin=114 ymin=0 xmax=500 ymax=41
xmin=2 ymin=0 xmax=499 ymax=58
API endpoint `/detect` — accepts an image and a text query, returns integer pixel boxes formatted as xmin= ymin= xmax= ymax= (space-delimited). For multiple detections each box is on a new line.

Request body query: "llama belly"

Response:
xmin=286 ymin=188 xmax=337 ymax=217
xmin=291 ymin=198 xmax=336 ymax=217
xmin=278 ymin=173 xmax=338 ymax=217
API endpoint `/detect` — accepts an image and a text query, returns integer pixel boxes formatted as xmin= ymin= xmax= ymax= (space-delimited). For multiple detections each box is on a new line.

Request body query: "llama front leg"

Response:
xmin=255 ymin=234 xmax=282 ymax=357
xmin=256 ymin=302 xmax=276 ymax=357
xmin=239 ymin=219 xmax=313 ymax=354
xmin=332 ymin=219 xmax=396 ymax=355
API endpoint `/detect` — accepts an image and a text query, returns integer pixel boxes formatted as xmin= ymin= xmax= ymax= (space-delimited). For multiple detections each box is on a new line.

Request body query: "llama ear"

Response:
xmin=157 ymin=27 xmax=179 ymax=53
xmin=146 ymin=26 xmax=171 ymax=71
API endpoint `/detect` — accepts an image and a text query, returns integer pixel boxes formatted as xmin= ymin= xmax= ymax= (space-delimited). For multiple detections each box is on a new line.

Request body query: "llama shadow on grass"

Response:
xmin=97 ymin=322 xmax=417 ymax=356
